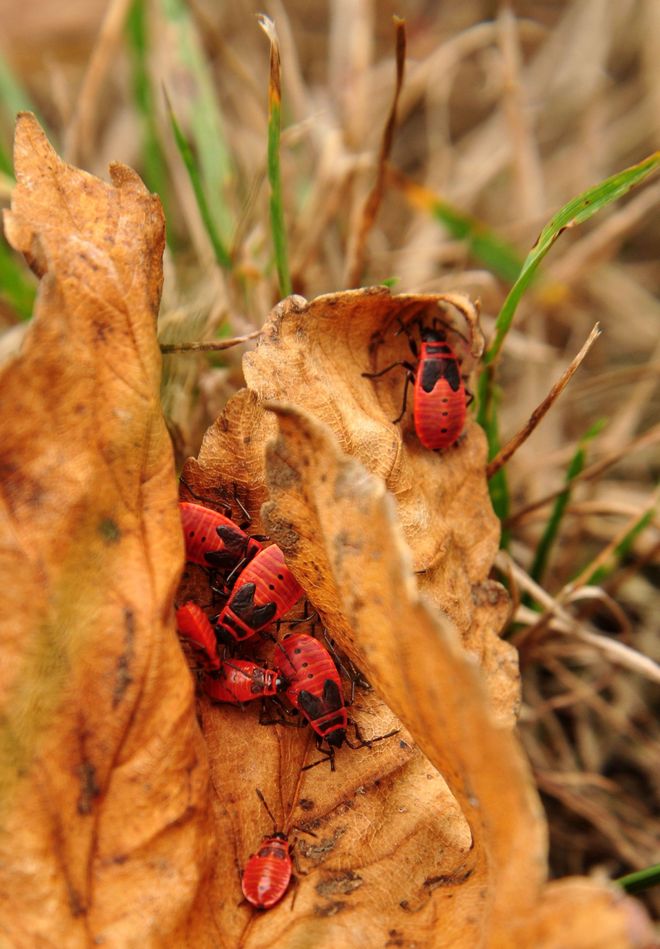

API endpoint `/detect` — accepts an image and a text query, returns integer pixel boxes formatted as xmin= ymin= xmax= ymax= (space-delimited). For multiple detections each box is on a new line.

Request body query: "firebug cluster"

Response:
xmin=175 ymin=493 xmax=397 ymax=910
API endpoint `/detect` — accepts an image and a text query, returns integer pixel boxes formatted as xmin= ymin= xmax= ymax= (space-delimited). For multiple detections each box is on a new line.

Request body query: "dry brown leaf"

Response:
xmin=2 ymin=116 xmax=652 ymax=948
xmin=0 ymin=114 xmax=213 ymax=945
xmin=258 ymin=403 xmax=654 ymax=947
xmin=181 ymin=291 xmax=653 ymax=945
xmin=243 ymin=289 xmax=518 ymax=726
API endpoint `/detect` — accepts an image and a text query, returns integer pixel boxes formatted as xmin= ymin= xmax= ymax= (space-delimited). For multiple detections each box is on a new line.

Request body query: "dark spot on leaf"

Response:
xmin=297 ymin=826 xmax=345 ymax=862
xmin=77 ymin=760 xmax=100 ymax=815
xmin=386 ymin=930 xmax=405 ymax=947
xmin=67 ymin=883 xmax=86 ymax=917
xmin=313 ymin=900 xmax=347 ymax=917
xmin=315 ymin=870 xmax=363 ymax=896
xmin=0 ymin=459 xmax=43 ymax=510
xmin=424 ymin=867 xmax=473 ymax=890
xmin=93 ymin=320 xmax=111 ymax=342
xmin=298 ymin=798 xmax=314 ymax=811
xmin=113 ymin=608 xmax=135 ymax=708
xmin=98 ymin=517 xmax=121 ymax=544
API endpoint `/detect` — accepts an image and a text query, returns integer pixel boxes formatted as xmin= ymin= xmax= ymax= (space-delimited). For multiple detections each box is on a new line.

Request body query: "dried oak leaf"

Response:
xmin=181 ymin=291 xmax=652 ymax=945
xmin=257 ymin=403 xmax=653 ymax=947
xmin=0 ymin=115 xmax=213 ymax=946
xmin=244 ymin=289 xmax=518 ymax=726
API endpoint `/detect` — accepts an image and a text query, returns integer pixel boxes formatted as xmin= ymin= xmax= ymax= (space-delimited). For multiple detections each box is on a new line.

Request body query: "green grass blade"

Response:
xmin=479 ymin=375 xmax=510 ymax=540
xmin=0 ymin=235 xmax=36 ymax=320
xmin=258 ymin=15 xmax=291 ymax=298
xmin=159 ymin=0 xmax=234 ymax=247
xmin=165 ymin=92 xmax=232 ymax=270
xmin=126 ymin=0 xmax=170 ymax=211
xmin=484 ymin=152 xmax=660 ymax=368
xmin=0 ymin=140 xmax=12 ymax=176
xmin=529 ymin=419 xmax=606 ymax=584
xmin=393 ymin=172 xmax=523 ymax=284
xmin=477 ymin=152 xmax=660 ymax=527
xmin=0 ymin=52 xmax=41 ymax=124
xmin=479 ymin=366 xmax=511 ymax=545
xmin=616 ymin=863 xmax=660 ymax=895
xmin=0 ymin=52 xmax=44 ymax=175
xmin=580 ymin=506 xmax=655 ymax=587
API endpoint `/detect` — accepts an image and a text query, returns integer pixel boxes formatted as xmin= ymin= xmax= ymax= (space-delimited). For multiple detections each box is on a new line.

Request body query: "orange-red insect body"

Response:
xmin=179 ymin=501 xmax=262 ymax=572
xmin=175 ymin=601 xmax=220 ymax=670
xmin=413 ymin=328 xmax=466 ymax=450
xmin=241 ymin=832 xmax=293 ymax=910
xmin=216 ymin=545 xmax=303 ymax=643
xmin=274 ymin=633 xmax=348 ymax=748
xmin=363 ymin=324 xmax=468 ymax=450
xmin=203 ymin=659 xmax=284 ymax=704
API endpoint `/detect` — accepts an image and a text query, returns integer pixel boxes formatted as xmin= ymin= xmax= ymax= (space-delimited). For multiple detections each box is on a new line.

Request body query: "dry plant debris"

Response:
xmin=0 ymin=115 xmax=656 ymax=947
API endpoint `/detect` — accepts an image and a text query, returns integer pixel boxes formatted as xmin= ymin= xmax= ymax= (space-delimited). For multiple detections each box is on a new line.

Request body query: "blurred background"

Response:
xmin=1 ymin=0 xmax=658 ymax=915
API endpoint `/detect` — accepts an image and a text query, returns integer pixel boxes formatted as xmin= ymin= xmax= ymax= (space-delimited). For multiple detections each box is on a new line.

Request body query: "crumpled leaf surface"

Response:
xmin=182 ymin=292 xmax=653 ymax=947
xmin=243 ymin=290 xmax=518 ymax=725
xmin=0 ymin=114 xmax=212 ymax=946
xmin=1 ymin=117 xmax=652 ymax=948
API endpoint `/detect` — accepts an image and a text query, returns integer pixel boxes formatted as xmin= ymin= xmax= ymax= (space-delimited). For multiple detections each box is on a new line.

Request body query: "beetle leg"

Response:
xmin=320 ymin=630 xmax=369 ymax=704
xmin=230 ymin=482 xmax=251 ymax=525
xmin=222 ymin=556 xmax=248 ymax=590
xmin=362 ymin=359 xmax=415 ymax=380
xmin=344 ymin=718 xmax=400 ymax=750
xmin=431 ymin=314 xmax=470 ymax=346
xmin=179 ymin=477 xmax=233 ymax=516
xmin=464 ymin=387 xmax=474 ymax=407
xmin=283 ymin=600 xmax=319 ymax=629
xmin=259 ymin=697 xmax=305 ymax=727
xmin=392 ymin=371 xmax=415 ymax=424
xmin=301 ymin=749 xmax=335 ymax=772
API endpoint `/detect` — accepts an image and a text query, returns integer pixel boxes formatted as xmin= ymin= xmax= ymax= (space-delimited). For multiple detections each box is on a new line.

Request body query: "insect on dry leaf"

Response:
xmin=0 ymin=115 xmax=653 ymax=949
xmin=181 ymin=290 xmax=653 ymax=946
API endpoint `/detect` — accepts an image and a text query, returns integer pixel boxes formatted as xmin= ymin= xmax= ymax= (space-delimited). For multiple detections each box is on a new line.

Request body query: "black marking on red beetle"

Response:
xmin=419 ymin=355 xmax=461 ymax=393
xmin=298 ymin=679 xmax=343 ymax=719
xmin=229 ymin=582 xmax=278 ymax=629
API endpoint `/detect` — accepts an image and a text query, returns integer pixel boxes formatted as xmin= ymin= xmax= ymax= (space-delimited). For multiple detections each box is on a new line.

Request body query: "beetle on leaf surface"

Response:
xmin=363 ymin=314 xmax=473 ymax=450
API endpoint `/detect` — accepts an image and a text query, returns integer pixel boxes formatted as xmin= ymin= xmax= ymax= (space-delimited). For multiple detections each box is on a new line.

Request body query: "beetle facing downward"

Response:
xmin=241 ymin=790 xmax=294 ymax=910
xmin=363 ymin=317 xmax=472 ymax=451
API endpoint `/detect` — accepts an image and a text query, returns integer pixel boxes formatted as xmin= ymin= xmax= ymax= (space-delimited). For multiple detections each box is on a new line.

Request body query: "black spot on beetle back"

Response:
xmin=420 ymin=356 xmax=461 ymax=393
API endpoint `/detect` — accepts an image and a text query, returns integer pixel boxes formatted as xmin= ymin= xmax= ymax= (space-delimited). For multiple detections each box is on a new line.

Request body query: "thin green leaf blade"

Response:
xmin=485 ymin=152 xmax=660 ymax=366
xmin=258 ymin=15 xmax=291 ymax=298
xmin=396 ymin=174 xmax=524 ymax=284
xmin=165 ymin=92 xmax=232 ymax=270
xmin=529 ymin=419 xmax=607 ymax=585
xmin=0 ymin=234 xmax=36 ymax=320
xmin=126 ymin=0 xmax=170 ymax=212
xmin=616 ymin=863 xmax=660 ymax=896
xmin=159 ymin=0 xmax=235 ymax=246
xmin=580 ymin=507 xmax=655 ymax=587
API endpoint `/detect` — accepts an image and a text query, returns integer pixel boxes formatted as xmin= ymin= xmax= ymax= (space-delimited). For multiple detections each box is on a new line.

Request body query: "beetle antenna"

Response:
xmin=255 ymin=788 xmax=278 ymax=831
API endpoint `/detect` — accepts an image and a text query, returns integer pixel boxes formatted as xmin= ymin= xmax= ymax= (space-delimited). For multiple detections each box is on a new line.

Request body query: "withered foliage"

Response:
xmin=0 ymin=117 xmax=653 ymax=947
